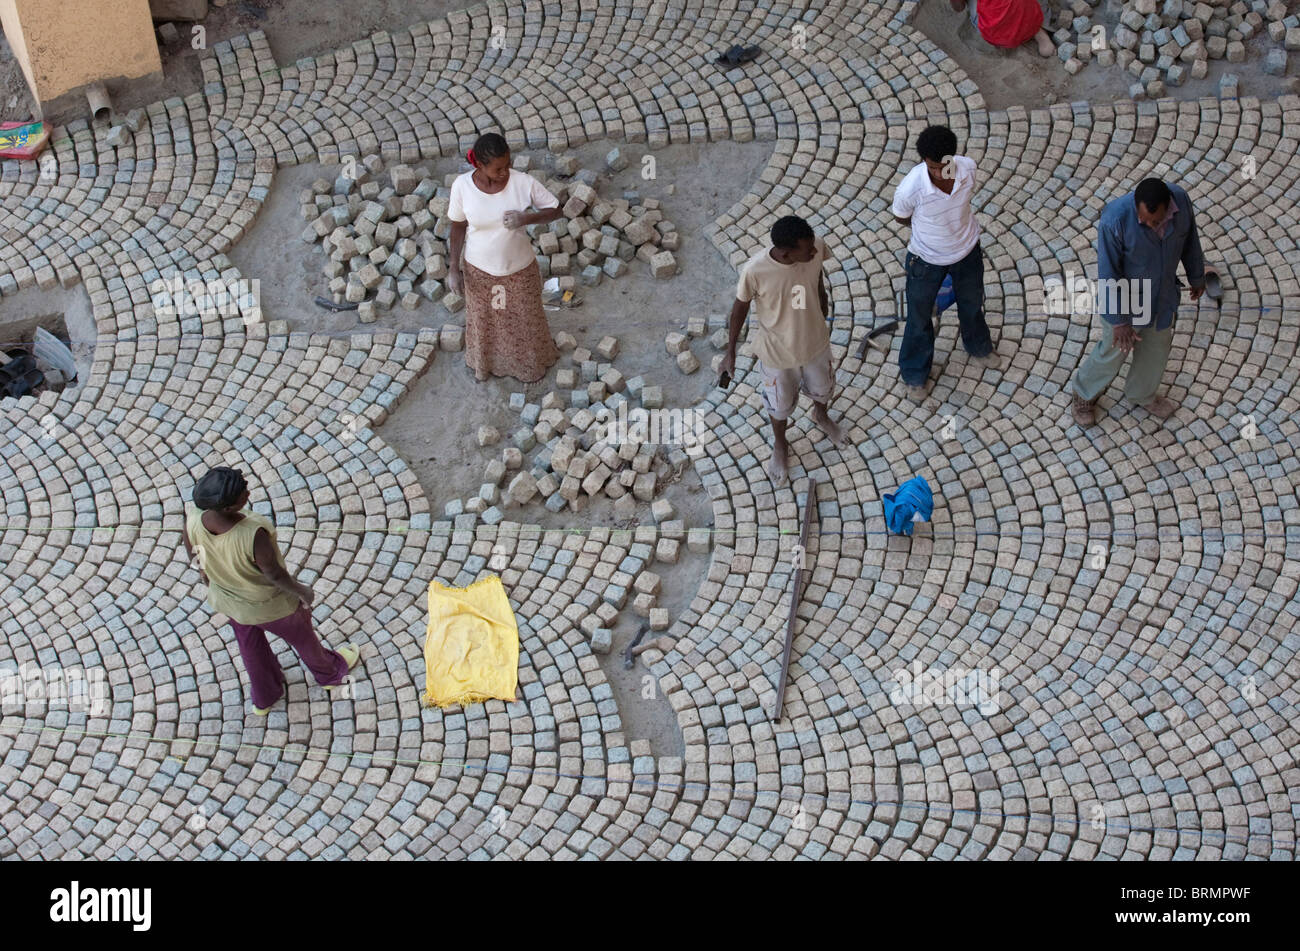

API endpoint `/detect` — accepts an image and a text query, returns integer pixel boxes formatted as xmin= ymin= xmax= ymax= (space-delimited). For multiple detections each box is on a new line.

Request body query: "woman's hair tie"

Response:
xmin=193 ymin=467 xmax=247 ymax=510
xmin=467 ymin=148 xmax=477 ymax=167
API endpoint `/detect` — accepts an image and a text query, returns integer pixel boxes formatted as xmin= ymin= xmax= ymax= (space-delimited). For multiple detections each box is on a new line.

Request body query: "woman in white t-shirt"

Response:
xmin=446 ymin=132 xmax=564 ymax=382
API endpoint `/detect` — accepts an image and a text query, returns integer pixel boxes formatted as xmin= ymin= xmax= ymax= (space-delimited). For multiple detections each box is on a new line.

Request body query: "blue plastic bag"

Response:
xmin=883 ymin=476 xmax=934 ymax=536
xmin=935 ymin=274 xmax=955 ymax=315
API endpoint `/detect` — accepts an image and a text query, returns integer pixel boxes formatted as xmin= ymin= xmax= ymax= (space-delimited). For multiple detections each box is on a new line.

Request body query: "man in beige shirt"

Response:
xmin=721 ymin=215 xmax=847 ymax=486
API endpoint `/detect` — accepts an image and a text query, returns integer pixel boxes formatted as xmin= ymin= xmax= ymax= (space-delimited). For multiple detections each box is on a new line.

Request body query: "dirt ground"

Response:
xmin=0 ymin=281 xmax=96 ymax=390
xmin=230 ymin=137 xmax=775 ymax=754
xmin=912 ymin=0 xmax=1286 ymax=112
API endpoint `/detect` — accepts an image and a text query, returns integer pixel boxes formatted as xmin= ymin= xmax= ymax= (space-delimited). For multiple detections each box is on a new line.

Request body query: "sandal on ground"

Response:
xmin=715 ymin=44 xmax=760 ymax=69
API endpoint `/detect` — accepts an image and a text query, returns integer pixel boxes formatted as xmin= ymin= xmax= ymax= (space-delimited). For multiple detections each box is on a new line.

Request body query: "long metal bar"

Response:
xmin=773 ymin=478 xmax=817 ymax=720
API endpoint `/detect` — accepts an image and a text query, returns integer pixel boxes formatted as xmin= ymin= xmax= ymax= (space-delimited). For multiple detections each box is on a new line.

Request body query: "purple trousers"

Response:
xmin=229 ymin=603 xmax=349 ymax=709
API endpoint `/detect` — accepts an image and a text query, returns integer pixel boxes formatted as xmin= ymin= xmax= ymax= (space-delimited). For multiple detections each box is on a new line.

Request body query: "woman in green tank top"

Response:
xmin=181 ymin=467 xmax=360 ymax=715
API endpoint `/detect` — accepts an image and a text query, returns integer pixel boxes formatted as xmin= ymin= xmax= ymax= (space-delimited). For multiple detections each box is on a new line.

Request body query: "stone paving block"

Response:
xmin=440 ymin=325 xmax=464 ymax=351
xmin=649 ymin=251 xmax=677 ymax=279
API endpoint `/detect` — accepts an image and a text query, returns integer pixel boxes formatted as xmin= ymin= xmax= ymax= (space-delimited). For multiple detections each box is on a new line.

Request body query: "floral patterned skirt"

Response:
xmin=462 ymin=259 xmax=559 ymax=384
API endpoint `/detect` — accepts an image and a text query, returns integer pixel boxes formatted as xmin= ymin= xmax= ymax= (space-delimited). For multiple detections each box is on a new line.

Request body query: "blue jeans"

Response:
xmin=899 ymin=243 xmax=993 ymax=386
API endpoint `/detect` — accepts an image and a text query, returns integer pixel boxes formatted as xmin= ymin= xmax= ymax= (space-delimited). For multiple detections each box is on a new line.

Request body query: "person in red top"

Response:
xmin=950 ymin=0 xmax=1055 ymax=56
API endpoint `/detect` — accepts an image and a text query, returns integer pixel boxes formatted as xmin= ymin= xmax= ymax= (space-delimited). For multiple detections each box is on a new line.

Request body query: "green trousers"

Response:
xmin=1072 ymin=323 xmax=1172 ymax=405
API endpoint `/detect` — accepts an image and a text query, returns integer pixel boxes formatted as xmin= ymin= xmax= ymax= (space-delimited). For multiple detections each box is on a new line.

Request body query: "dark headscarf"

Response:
xmin=193 ymin=467 xmax=247 ymax=510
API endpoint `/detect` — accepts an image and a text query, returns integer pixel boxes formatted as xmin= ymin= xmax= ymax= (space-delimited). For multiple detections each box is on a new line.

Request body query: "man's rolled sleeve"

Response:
xmin=1096 ymin=222 xmax=1128 ymax=326
xmin=735 ymin=266 xmax=754 ymax=304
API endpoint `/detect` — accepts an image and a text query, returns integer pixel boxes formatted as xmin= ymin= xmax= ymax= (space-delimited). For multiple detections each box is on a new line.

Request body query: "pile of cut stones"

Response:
xmin=539 ymin=149 xmax=681 ymax=293
xmin=447 ymin=330 xmax=718 ymax=648
xmin=1048 ymin=0 xmax=1298 ymax=97
xmin=667 ymin=313 xmax=736 ymax=377
xmin=453 ymin=332 xmax=690 ymax=522
xmin=299 ymin=148 xmax=680 ymax=323
xmin=448 ymin=304 xmax=741 ymax=524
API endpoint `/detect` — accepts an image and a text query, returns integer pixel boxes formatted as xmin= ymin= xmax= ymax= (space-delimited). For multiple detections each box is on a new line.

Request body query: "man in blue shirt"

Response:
xmin=1072 ymin=178 xmax=1205 ymax=426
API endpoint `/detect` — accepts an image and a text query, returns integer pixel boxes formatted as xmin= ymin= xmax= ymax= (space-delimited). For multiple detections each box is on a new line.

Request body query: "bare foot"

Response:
xmin=767 ymin=442 xmax=789 ymax=486
xmin=1035 ymin=30 xmax=1054 ymax=58
xmin=811 ymin=409 xmax=848 ymax=447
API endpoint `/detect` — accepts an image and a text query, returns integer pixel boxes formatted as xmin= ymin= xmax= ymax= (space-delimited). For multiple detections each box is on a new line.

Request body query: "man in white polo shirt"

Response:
xmin=891 ymin=125 xmax=999 ymax=401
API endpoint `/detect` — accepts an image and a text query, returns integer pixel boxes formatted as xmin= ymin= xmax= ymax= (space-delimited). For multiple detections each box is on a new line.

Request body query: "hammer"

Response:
xmin=631 ymin=636 xmax=673 ymax=657
xmin=857 ymin=320 xmax=900 ymax=359
xmin=855 ymin=285 xmax=905 ymax=360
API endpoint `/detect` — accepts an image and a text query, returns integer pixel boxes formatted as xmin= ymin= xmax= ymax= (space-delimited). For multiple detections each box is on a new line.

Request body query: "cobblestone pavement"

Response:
xmin=2 ymin=1 xmax=1298 ymax=860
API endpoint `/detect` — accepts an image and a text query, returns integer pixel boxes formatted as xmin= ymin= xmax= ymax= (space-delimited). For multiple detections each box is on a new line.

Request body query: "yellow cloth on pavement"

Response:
xmin=420 ymin=576 xmax=519 ymax=708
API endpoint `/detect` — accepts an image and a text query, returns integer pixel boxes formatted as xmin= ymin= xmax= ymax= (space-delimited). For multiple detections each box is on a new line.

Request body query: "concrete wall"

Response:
xmin=0 ymin=0 xmax=161 ymax=106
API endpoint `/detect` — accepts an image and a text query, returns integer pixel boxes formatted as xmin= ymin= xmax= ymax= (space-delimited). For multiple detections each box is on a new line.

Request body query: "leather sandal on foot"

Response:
xmin=1071 ymin=391 xmax=1099 ymax=426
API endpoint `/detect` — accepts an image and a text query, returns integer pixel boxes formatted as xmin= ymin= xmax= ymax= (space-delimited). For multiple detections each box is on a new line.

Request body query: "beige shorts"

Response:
xmin=759 ymin=345 xmax=834 ymax=421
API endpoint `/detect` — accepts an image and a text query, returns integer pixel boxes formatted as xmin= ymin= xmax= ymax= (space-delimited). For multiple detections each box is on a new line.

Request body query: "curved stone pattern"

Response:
xmin=0 ymin=1 xmax=1296 ymax=860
